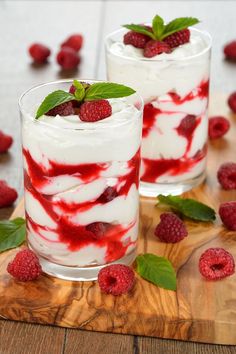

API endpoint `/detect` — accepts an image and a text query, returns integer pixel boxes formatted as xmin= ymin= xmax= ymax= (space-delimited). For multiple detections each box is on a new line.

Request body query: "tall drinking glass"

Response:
xmin=19 ymin=80 xmax=143 ymax=281
xmin=106 ymin=28 xmax=212 ymax=197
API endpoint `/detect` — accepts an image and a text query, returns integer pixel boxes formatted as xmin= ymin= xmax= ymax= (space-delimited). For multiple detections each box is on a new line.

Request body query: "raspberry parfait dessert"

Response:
xmin=106 ymin=15 xmax=212 ymax=196
xmin=19 ymin=79 xmax=143 ymax=281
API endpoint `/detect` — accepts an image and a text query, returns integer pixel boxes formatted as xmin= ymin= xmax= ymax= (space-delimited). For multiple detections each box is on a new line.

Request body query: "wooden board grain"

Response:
xmin=0 ymin=95 xmax=236 ymax=345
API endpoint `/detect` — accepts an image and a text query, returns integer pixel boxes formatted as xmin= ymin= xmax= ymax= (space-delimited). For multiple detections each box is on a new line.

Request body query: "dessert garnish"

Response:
xmin=98 ymin=264 xmax=135 ymax=295
xmin=136 ymin=253 xmax=177 ymax=291
xmin=219 ymin=202 xmax=236 ymax=230
xmin=155 ymin=212 xmax=188 ymax=243
xmin=0 ymin=130 xmax=13 ymax=153
xmin=0 ymin=218 xmax=25 ymax=252
xmin=228 ymin=92 xmax=236 ymax=113
xmin=123 ymin=15 xmax=199 ymax=57
xmin=157 ymin=194 xmax=216 ymax=222
xmin=0 ymin=180 xmax=18 ymax=208
xmin=217 ymin=162 xmax=236 ymax=190
xmin=199 ymin=248 xmax=235 ymax=280
xmin=36 ymin=80 xmax=135 ymax=120
xmin=208 ymin=116 xmax=230 ymax=139
xmin=7 ymin=249 xmax=42 ymax=281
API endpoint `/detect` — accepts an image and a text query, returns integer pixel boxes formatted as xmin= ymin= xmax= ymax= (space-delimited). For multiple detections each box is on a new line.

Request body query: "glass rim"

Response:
xmin=105 ymin=27 xmax=212 ymax=62
xmin=19 ymin=79 xmax=144 ymax=131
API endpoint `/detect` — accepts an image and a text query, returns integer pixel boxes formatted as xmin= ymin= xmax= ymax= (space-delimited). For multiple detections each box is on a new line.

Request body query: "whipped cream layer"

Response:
xmin=107 ymin=29 xmax=210 ymax=101
xmin=22 ymin=98 xmax=142 ymax=267
xmin=106 ymin=28 xmax=211 ymax=185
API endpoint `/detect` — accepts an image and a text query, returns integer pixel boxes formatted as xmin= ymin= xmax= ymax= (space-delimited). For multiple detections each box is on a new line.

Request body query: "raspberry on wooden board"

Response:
xmin=199 ymin=248 xmax=235 ymax=280
xmin=7 ymin=249 xmax=42 ymax=281
xmin=219 ymin=202 xmax=236 ymax=231
xmin=154 ymin=212 xmax=188 ymax=243
xmin=98 ymin=264 xmax=135 ymax=295
xmin=217 ymin=162 xmax=236 ymax=190
xmin=208 ymin=116 xmax=230 ymax=139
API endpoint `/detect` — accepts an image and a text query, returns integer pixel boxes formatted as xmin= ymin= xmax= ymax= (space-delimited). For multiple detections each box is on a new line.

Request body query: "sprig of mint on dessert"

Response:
xmin=157 ymin=195 xmax=216 ymax=222
xmin=0 ymin=218 xmax=26 ymax=252
xmin=35 ymin=80 xmax=135 ymax=119
xmin=136 ymin=253 xmax=176 ymax=291
xmin=123 ymin=15 xmax=199 ymax=41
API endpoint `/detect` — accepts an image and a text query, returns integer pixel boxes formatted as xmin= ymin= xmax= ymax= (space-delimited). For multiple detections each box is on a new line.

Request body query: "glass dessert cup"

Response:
xmin=19 ymin=79 xmax=143 ymax=281
xmin=106 ymin=28 xmax=212 ymax=197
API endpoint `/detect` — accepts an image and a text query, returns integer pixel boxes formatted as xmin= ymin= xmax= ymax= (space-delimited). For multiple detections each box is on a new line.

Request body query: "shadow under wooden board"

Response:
xmin=0 ymin=95 xmax=236 ymax=345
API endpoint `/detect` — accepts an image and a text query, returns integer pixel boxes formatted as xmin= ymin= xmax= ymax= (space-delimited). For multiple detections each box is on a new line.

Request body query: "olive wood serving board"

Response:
xmin=0 ymin=95 xmax=236 ymax=345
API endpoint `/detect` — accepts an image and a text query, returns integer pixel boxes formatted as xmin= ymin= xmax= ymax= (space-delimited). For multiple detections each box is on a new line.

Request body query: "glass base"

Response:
xmin=139 ymin=173 xmax=205 ymax=198
xmin=37 ymin=249 xmax=136 ymax=282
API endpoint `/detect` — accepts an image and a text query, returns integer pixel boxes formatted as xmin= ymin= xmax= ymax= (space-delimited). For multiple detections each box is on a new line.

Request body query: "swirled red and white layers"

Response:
xmin=107 ymin=29 xmax=211 ymax=184
xmin=22 ymin=102 xmax=142 ymax=267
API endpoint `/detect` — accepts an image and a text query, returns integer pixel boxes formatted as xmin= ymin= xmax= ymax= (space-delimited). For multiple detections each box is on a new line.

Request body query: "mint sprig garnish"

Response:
xmin=0 ymin=218 xmax=26 ymax=252
xmin=157 ymin=195 xmax=216 ymax=222
xmin=123 ymin=15 xmax=199 ymax=41
xmin=84 ymin=82 xmax=135 ymax=101
xmin=122 ymin=24 xmax=156 ymax=40
xmin=136 ymin=253 xmax=176 ymax=291
xmin=36 ymin=90 xmax=74 ymax=119
xmin=35 ymin=81 xmax=136 ymax=119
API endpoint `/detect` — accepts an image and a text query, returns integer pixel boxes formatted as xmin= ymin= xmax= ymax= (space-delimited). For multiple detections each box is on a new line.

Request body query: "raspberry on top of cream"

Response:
xmin=122 ymin=14 xmax=200 ymax=58
xmin=35 ymin=80 xmax=136 ymax=122
xmin=110 ymin=31 xmax=208 ymax=61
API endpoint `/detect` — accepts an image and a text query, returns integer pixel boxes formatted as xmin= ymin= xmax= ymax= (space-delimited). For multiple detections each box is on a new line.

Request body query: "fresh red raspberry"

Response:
xmin=0 ymin=130 xmax=13 ymax=153
xmin=224 ymin=41 xmax=236 ymax=61
xmin=98 ymin=264 xmax=135 ymax=295
xmin=86 ymin=222 xmax=108 ymax=239
xmin=123 ymin=31 xmax=150 ymax=49
xmin=144 ymin=40 xmax=171 ymax=58
xmin=61 ymin=34 xmax=83 ymax=52
xmin=56 ymin=47 xmax=80 ymax=70
xmin=164 ymin=29 xmax=190 ymax=48
xmin=208 ymin=116 xmax=230 ymax=139
xmin=0 ymin=180 xmax=18 ymax=208
xmin=7 ymin=249 xmax=42 ymax=281
xmin=217 ymin=162 xmax=236 ymax=190
xmin=228 ymin=92 xmax=236 ymax=113
xmin=28 ymin=43 xmax=51 ymax=63
xmin=69 ymin=85 xmax=76 ymax=94
xmin=176 ymin=115 xmax=197 ymax=138
xmin=79 ymin=100 xmax=112 ymax=122
xmin=154 ymin=212 xmax=188 ymax=243
xmin=46 ymin=101 xmax=75 ymax=116
xmin=98 ymin=187 xmax=118 ymax=203
xmin=199 ymin=248 xmax=235 ymax=280
xmin=219 ymin=202 xmax=236 ymax=230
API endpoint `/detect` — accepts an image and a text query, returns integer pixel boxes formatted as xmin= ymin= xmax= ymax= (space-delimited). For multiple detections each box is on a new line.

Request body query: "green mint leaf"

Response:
xmin=123 ymin=24 xmax=155 ymax=40
xmin=36 ymin=90 xmax=74 ymax=119
xmin=73 ymin=80 xmax=85 ymax=101
xmin=157 ymin=195 xmax=216 ymax=222
xmin=136 ymin=253 xmax=176 ymax=291
xmin=84 ymin=82 xmax=136 ymax=101
xmin=162 ymin=17 xmax=200 ymax=39
xmin=152 ymin=15 xmax=165 ymax=40
xmin=0 ymin=218 xmax=26 ymax=253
